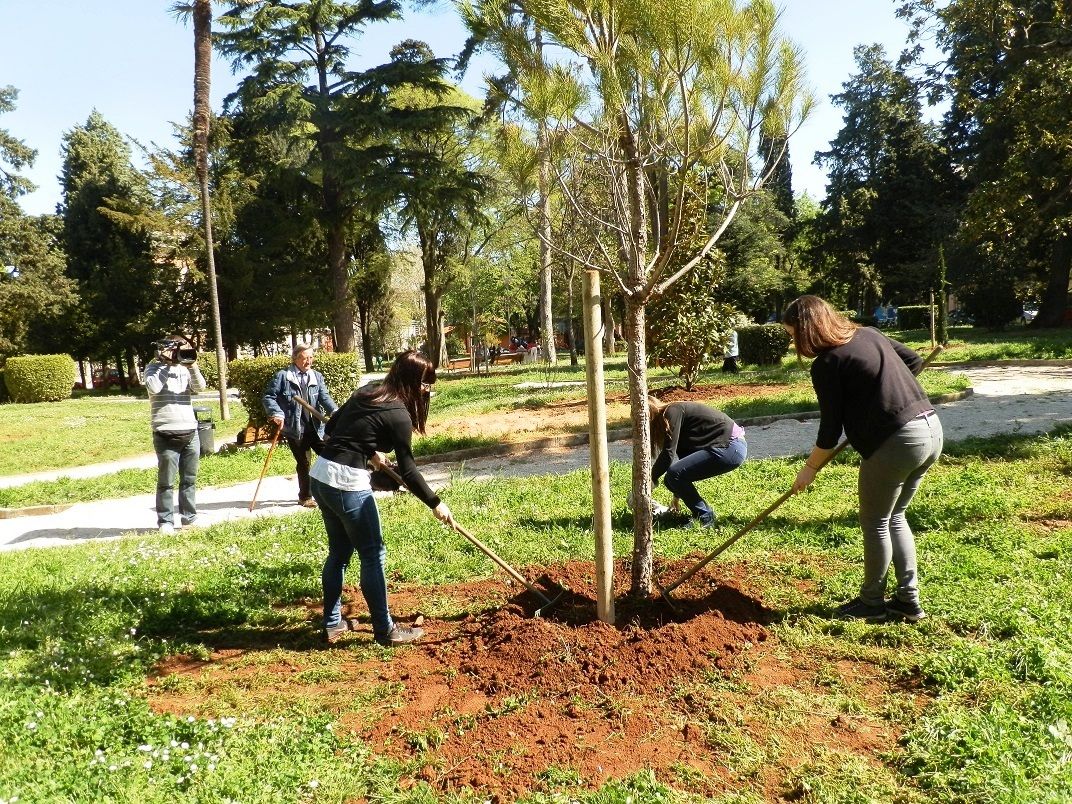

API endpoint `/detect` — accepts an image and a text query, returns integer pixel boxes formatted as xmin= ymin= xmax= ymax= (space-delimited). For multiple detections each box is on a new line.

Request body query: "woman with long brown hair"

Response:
xmin=782 ymin=295 xmax=943 ymax=623
xmin=647 ymin=395 xmax=747 ymax=529
xmin=310 ymin=350 xmax=454 ymax=646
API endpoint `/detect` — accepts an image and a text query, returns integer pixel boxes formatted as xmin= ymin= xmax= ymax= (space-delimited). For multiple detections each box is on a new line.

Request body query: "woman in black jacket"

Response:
xmin=310 ymin=350 xmax=454 ymax=646
xmin=783 ymin=295 xmax=943 ymax=623
xmin=648 ymin=396 xmax=747 ymax=529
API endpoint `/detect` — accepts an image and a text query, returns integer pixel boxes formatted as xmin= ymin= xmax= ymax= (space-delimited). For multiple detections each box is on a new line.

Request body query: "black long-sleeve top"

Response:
xmin=811 ymin=326 xmax=931 ymax=459
xmin=651 ymin=402 xmax=738 ymax=482
xmin=318 ymin=391 xmax=441 ymax=509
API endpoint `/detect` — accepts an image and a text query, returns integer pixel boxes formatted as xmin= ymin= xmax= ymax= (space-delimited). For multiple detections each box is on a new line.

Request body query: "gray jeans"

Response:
xmin=153 ymin=429 xmax=200 ymax=527
xmin=857 ymin=413 xmax=944 ymax=605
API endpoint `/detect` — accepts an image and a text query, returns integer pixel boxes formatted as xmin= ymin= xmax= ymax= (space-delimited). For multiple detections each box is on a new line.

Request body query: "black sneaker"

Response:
xmin=886 ymin=597 xmax=927 ymax=623
xmin=833 ymin=597 xmax=887 ymax=623
xmin=375 ymin=625 xmax=424 ymax=647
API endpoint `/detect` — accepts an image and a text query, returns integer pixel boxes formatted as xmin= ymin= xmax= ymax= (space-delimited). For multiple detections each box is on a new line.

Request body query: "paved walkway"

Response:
xmin=2 ymin=365 xmax=1070 ymax=552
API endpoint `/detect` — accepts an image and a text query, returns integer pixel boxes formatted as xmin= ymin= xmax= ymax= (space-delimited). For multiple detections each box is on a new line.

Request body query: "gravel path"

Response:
xmin=3 ymin=365 xmax=1070 ymax=551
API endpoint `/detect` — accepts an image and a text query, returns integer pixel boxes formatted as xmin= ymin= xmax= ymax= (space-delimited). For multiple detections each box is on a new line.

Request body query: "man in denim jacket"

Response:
xmin=263 ymin=344 xmax=338 ymax=507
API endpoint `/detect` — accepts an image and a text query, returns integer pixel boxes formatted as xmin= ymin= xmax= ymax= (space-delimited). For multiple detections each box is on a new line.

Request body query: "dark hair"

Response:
xmin=366 ymin=350 xmax=436 ymax=434
xmin=782 ymin=295 xmax=857 ymax=358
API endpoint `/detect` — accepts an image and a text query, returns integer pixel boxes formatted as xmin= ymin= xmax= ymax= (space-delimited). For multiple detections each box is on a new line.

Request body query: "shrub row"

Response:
xmin=3 ymin=355 xmax=76 ymax=403
xmin=228 ymin=352 xmax=361 ymax=426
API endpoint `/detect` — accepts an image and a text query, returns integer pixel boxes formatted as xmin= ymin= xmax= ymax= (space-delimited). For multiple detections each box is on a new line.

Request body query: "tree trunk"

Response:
xmin=424 ymin=285 xmax=445 ymax=368
xmin=1037 ymin=233 xmax=1071 ymax=328
xmin=566 ymin=268 xmax=578 ymax=366
xmin=625 ymin=297 xmax=654 ymax=594
xmin=357 ymin=304 xmax=374 ymax=372
xmin=193 ymin=0 xmax=229 ymax=418
xmin=602 ymin=293 xmax=616 ymax=355
xmin=327 ymin=223 xmax=356 ymax=351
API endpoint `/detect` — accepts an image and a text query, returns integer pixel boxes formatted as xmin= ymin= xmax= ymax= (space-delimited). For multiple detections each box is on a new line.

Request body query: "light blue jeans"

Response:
xmin=857 ymin=413 xmax=944 ymax=605
xmin=152 ymin=430 xmax=199 ymax=527
xmin=311 ymin=479 xmax=394 ymax=640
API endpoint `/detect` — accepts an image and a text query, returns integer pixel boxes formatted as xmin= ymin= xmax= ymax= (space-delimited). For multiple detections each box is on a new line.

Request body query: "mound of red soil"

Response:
xmin=150 ymin=559 xmax=911 ymax=799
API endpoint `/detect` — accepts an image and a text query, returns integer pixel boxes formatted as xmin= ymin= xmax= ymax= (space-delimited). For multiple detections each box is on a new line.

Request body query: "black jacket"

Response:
xmin=811 ymin=327 xmax=930 ymax=458
xmin=318 ymin=391 xmax=440 ymax=508
xmin=651 ymin=402 xmax=738 ymax=482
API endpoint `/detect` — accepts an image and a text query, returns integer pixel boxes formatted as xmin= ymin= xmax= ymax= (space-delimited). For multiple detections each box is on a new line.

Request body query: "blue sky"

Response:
xmin=3 ymin=0 xmax=928 ymax=216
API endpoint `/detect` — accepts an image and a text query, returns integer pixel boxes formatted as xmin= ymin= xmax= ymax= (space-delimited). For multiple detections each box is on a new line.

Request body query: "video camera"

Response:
xmin=154 ymin=338 xmax=198 ymax=366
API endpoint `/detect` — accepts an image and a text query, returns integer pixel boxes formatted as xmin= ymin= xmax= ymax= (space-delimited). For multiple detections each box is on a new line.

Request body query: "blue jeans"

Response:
xmin=311 ymin=479 xmax=394 ymax=640
xmin=661 ymin=437 xmax=748 ymax=525
xmin=857 ymin=413 xmax=944 ymax=605
xmin=153 ymin=430 xmax=200 ymax=527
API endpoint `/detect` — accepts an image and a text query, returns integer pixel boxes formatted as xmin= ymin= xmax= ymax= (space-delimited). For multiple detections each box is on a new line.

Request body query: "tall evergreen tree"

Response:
xmin=813 ymin=45 xmax=955 ymax=310
xmin=901 ymin=0 xmax=1072 ymax=326
xmin=59 ymin=112 xmax=166 ymax=381
xmin=216 ymin=0 xmax=470 ymax=352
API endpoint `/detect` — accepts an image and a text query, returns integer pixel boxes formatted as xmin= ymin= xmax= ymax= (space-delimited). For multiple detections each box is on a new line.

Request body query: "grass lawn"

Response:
xmin=0 ymin=394 xmax=247 ymax=476
xmin=897 ymin=323 xmax=1072 ymax=361
xmin=0 ymin=427 xmax=1070 ymax=801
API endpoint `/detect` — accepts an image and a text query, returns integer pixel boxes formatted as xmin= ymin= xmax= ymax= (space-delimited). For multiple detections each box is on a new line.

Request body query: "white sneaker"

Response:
xmin=159 ymin=523 xmax=176 ymax=535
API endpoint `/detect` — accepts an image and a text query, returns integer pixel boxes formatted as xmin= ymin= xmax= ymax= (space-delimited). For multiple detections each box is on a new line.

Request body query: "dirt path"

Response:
xmin=2 ymin=365 xmax=1070 ymax=551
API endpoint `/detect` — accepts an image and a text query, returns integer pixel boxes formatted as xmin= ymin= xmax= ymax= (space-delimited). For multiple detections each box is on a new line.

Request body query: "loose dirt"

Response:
xmin=148 ymin=558 xmax=918 ymax=799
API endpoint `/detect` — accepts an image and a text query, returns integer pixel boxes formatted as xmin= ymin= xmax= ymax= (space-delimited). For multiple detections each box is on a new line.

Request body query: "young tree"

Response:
xmin=468 ymin=0 xmax=810 ymax=592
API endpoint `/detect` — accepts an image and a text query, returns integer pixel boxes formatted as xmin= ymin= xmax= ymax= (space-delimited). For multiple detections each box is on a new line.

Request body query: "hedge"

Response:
xmin=228 ymin=352 xmax=361 ymax=426
xmin=738 ymin=324 xmax=791 ymax=366
xmin=197 ymin=351 xmax=219 ymax=390
xmin=4 ymin=354 xmax=76 ymax=403
xmin=896 ymin=305 xmax=933 ymax=330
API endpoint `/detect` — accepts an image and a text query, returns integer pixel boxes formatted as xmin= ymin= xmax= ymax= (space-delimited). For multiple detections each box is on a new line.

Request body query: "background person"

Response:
xmin=142 ymin=336 xmax=206 ymax=535
xmin=311 ymin=350 xmax=454 ymax=647
xmin=722 ymin=329 xmax=740 ymax=373
xmin=263 ymin=344 xmax=338 ymax=508
xmin=783 ymin=295 xmax=942 ymax=623
xmin=648 ymin=396 xmax=747 ymax=529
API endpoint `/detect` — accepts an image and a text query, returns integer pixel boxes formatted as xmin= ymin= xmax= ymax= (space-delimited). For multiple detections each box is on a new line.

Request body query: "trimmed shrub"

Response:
xmin=738 ymin=324 xmax=790 ymax=366
xmin=228 ymin=351 xmax=361 ymax=426
xmin=4 ymin=354 xmax=76 ymax=403
xmin=0 ymin=369 xmax=7 ymax=403
xmin=896 ymin=305 xmax=932 ymax=330
xmin=197 ymin=351 xmax=219 ymax=390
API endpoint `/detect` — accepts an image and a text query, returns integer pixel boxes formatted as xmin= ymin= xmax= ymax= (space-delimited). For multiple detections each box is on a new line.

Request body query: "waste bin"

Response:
xmin=193 ymin=407 xmax=215 ymax=456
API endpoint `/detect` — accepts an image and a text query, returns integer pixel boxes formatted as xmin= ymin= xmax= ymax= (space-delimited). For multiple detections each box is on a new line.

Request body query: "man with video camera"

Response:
xmin=142 ymin=335 xmax=207 ymax=534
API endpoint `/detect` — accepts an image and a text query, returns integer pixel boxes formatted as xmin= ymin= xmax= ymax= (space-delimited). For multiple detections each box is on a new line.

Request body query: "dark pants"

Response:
xmin=286 ymin=428 xmax=320 ymax=501
xmin=661 ymin=437 xmax=747 ymax=525
xmin=722 ymin=356 xmax=740 ymax=373
xmin=152 ymin=429 xmax=200 ymax=527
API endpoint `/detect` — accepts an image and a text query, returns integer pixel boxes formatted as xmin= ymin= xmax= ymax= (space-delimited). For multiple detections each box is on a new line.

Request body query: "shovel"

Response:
xmin=657 ymin=344 xmax=945 ymax=604
xmin=293 ymin=395 xmax=566 ymax=617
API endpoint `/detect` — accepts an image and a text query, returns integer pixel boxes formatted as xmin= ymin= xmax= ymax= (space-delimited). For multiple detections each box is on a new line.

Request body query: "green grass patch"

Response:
xmin=1 ymin=427 xmax=1071 ymax=800
xmin=0 ymin=396 xmax=247 ymax=476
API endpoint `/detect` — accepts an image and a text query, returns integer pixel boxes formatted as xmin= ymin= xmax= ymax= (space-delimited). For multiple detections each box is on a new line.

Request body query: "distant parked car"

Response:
xmin=1022 ymin=305 xmax=1039 ymax=324
xmin=949 ymin=309 xmax=974 ymax=325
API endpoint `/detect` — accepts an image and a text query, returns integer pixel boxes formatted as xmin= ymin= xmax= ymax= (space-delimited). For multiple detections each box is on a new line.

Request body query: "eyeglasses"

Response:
xmin=421 ymin=381 xmax=433 ymax=393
